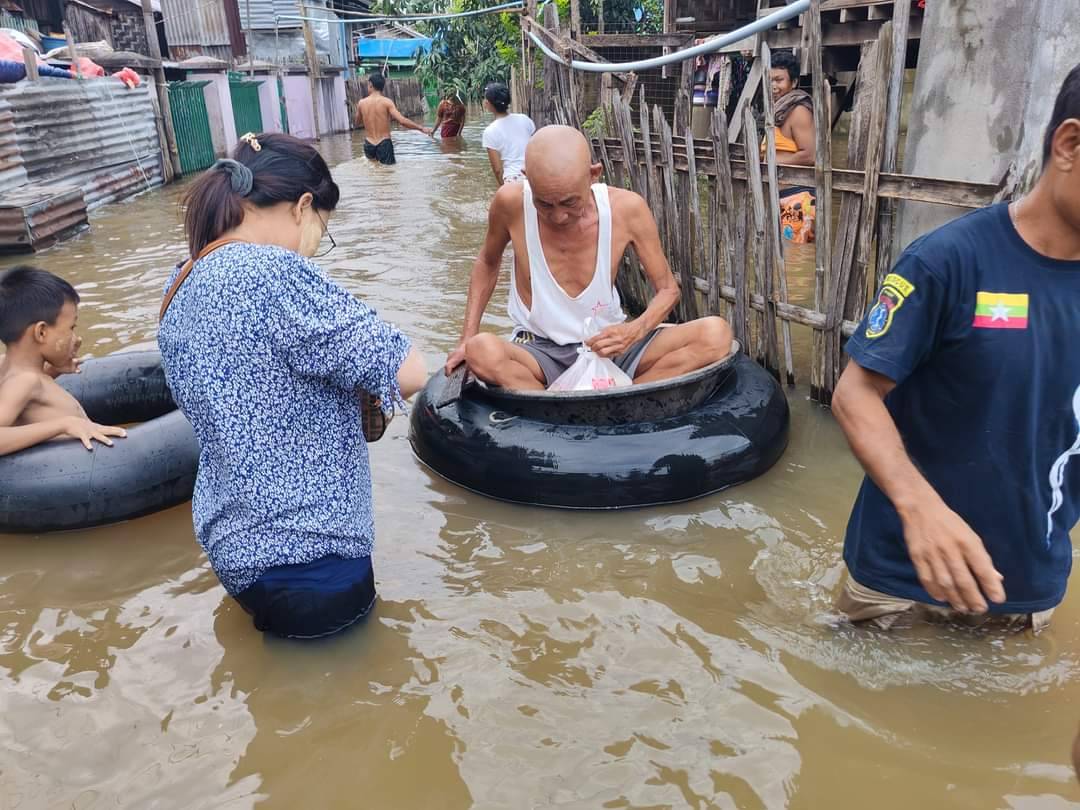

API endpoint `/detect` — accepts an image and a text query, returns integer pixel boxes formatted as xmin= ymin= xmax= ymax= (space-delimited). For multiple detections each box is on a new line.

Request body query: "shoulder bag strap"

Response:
xmin=159 ymin=238 xmax=241 ymax=322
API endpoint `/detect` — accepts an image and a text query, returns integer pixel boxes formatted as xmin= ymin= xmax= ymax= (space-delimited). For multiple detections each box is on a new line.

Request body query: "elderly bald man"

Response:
xmin=445 ymin=125 xmax=732 ymax=390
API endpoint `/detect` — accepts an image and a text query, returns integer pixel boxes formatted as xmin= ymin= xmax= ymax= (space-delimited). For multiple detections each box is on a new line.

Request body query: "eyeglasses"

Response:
xmin=313 ymin=210 xmax=337 ymax=258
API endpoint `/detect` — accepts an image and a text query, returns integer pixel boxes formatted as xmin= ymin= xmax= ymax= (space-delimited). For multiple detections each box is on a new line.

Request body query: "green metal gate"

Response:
xmin=229 ymin=74 xmax=264 ymax=138
xmin=168 ymin=81 xmax=215 ymax=176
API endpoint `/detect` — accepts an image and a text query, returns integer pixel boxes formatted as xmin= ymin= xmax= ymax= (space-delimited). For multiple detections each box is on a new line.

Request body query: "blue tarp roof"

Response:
xmin=357 ymin=39 xmax=433 ymax=59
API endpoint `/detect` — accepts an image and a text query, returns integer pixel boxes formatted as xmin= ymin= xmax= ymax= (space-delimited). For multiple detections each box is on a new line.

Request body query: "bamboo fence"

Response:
xmin=519 ymin=0 xmax=1002 ymax=404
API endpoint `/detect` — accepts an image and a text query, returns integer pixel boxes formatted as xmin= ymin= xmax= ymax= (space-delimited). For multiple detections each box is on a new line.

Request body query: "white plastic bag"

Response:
xmin=548 ymin=318 xmax=633 ymax=392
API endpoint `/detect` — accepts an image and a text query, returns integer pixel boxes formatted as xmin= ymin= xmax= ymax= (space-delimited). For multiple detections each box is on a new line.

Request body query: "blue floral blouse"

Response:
xmin=158 ymin=242 xmax=410 ymax=595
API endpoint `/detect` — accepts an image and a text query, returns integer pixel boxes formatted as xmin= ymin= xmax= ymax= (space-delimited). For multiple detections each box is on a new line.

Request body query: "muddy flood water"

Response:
xmin=2 ymin=119 xmax=1079 ymax=810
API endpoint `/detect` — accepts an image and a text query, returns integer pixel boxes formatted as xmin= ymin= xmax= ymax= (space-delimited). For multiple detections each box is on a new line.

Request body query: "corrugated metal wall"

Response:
xmin=0 ymin=80 xmax=163 ymax=209
xmin=0 ymin=100 xmax=29 ymax=194
xmin=245 ymin=0 xmax=328 ymax=31
xmin=161 ymin=0 xmax=232 ymax=52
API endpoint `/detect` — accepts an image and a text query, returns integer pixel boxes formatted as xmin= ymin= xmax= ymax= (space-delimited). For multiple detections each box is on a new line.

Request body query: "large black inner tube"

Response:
xmin=0 ymin=351 xmax=199 ymax=534
xmin=472 ymin=352 xmax=738 ymax=426
xmin=409 ymin=348 xmax=790 ymax=509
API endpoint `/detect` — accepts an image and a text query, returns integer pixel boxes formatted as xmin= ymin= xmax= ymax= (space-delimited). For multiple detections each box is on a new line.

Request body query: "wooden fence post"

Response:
xmin=759 ymin=42 xmax=795 ymax=386
xmin=809 ymin=0 xmax=833 ymax=403
xmin=874 ymin=0 xmax=913 ymax=287
xmin=22 ymin=48 xmax=38 ymax=81
xmin=742 ymin=104 xmax=779 ymax=374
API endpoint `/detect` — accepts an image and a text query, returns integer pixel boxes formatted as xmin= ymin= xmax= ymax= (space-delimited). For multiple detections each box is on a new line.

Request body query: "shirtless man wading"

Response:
xmin=445 ymin=125 xmax=733 ymax=390
xmin=355 ymin=72 xmax=432 ymax=165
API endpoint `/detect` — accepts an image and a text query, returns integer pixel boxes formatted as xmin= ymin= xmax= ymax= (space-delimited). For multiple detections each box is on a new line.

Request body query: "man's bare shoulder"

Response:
xmin=607 ymin=186 xmax=654 ymax=226
xmin=490 ymin=181 xmax=524 ymax=219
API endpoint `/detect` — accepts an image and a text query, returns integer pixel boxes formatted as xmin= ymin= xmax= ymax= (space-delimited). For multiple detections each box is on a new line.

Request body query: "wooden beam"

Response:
xmin=22 ymin=47 xmax=38 ymax=81
xmin=582 ymin=33 xmax=693 ymax=47
xmin=569 ymin=0 xmax=581 ymax=39
xmin=591 ymin=136 xmax=1000 ymax=207
xmin=767 ymin=16 xmax=921 ymax=48
xmin=760 ymin=41 xmax=795 ymax=385
xmin=874 ymin=0 xmax=912 ymax=285
xmin=692 ymin=276 xmax=859 ymax=337
xmin=525 ymin=17 xmax=634 ymax=84
xmin=822 ymin=0 xmax=898 ymax=9
xmin=727 ymin=57 xmax=763 ymax=144
xmin=809 ymin=0 xmax=832 ymax=402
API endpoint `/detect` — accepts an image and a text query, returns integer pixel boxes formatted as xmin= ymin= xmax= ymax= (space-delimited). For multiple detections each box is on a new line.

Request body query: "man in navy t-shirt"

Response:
xmin=832 ymin=64 xmax=1080 ymax=631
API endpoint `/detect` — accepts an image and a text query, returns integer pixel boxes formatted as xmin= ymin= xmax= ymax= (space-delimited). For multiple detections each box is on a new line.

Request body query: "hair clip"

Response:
xmin=240 ymin=132 xmax=262 ymax=152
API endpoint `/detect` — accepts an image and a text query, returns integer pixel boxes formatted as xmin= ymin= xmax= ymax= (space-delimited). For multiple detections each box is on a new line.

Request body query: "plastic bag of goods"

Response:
xmin=547 ymin=318 xmax=633 ymax=392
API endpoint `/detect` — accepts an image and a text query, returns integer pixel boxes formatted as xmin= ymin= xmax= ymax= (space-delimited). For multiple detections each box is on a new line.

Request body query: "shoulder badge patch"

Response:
xmin=865 ymin=273 xmax=915 ymax=339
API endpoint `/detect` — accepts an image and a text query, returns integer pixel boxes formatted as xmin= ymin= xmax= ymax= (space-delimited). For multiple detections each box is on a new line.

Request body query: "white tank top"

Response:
xmin=508 ymin=180 xmax=627 ymax=345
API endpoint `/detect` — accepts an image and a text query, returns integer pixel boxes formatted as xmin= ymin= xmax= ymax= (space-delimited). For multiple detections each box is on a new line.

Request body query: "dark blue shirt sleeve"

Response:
xmin=844 ymin=253 xmax=951 ymax=385
xmin=270 ymin=254 xmax=411 ymax=411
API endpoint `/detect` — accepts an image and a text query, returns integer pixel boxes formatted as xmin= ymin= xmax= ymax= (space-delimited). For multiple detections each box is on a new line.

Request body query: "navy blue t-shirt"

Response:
xmin=843 ymin=203 xmax=1080 ymax=613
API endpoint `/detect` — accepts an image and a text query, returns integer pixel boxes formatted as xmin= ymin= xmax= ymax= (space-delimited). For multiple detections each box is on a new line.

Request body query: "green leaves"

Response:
xmin=413 ymin=0 xmax=520 ymax=100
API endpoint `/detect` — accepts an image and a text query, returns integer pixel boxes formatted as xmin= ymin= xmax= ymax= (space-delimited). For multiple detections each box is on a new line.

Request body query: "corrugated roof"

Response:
xmin=0 ymin=79 xmax=163 ymax=209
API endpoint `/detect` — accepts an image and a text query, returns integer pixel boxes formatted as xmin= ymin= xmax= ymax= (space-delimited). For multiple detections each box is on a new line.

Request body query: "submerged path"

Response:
xmin=0 ymin=123 xmax=1078 ymax=809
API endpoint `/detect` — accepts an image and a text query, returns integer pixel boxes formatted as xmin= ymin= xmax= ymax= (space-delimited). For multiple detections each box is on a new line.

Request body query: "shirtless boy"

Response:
xmin=354 ymin=72 xmax=432 ymax=165
xmin=0 ymin=267 xmax=126 ymax=455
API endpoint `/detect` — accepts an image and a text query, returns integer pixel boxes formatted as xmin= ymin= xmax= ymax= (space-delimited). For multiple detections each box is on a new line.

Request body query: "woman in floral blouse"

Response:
xmin=158 ymin=133 xmax=427 ymax=639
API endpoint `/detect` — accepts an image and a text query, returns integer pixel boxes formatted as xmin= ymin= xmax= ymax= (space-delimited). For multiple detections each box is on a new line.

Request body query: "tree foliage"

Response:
xmin=413 ymin=0 xmax=521 ymax=100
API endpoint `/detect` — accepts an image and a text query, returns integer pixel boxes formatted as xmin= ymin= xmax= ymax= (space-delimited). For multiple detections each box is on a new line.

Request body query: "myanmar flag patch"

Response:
xmin=973 ymin=292 xmax=1029 ymax=329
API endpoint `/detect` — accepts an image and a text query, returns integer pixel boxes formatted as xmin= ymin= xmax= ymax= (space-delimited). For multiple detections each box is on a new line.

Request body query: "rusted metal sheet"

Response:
xmin=0 ymin=185 xmax=89 ymax=253
xmin=0 ymin=79 xmax=164 ymax=209
xmin=0 ymin=100 xmax=29 ymax=194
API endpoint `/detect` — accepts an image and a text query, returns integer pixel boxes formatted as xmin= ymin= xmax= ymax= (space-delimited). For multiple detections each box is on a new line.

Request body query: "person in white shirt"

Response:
xmin=481 ymin=83 xmax=536 ymax=186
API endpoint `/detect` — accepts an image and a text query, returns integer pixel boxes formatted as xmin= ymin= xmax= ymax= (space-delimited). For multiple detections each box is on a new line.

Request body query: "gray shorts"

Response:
xmin=512 ymin=329 xmax=661 ymax=386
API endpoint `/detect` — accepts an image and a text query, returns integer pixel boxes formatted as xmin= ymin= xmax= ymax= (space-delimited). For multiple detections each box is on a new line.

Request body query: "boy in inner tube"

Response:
xmin=0 ymin=266 xmax=126 ymax=455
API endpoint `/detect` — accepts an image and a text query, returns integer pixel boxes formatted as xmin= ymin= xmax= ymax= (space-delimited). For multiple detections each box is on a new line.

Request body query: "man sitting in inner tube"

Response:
xmin=444 ymin=125 xmax=733 ymax=390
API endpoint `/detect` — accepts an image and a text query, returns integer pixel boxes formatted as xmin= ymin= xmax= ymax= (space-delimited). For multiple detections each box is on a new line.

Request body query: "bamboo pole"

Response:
xmin=759 ymin=42 xmax=795 ymax=386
